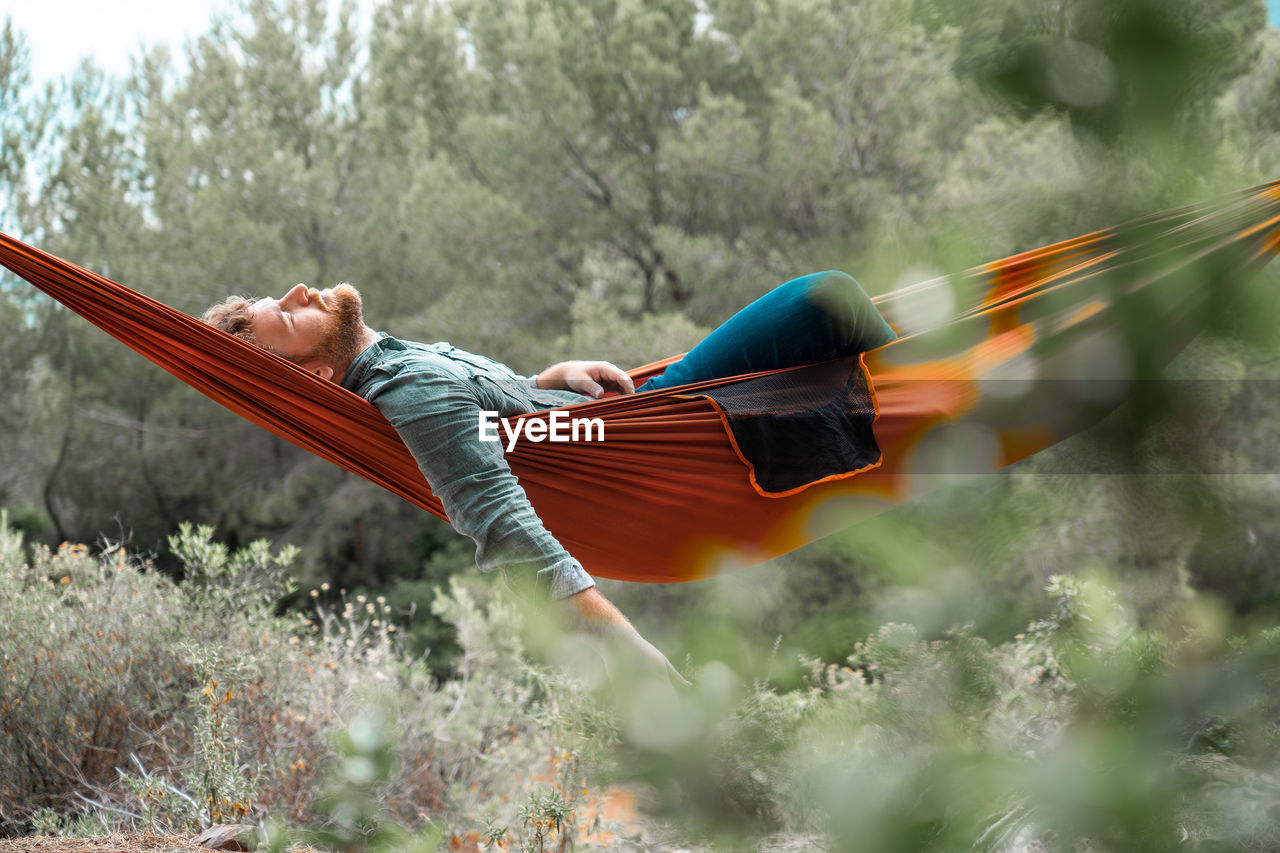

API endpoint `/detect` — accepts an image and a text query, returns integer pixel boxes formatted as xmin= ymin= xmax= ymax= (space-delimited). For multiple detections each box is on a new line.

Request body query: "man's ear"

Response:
xmin=301 ymin=361 xmax=335 ymax=382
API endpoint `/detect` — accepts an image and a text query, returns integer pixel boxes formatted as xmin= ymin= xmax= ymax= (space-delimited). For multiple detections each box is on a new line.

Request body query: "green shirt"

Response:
xmin=340 ymin=333 xmax=596 ymax=600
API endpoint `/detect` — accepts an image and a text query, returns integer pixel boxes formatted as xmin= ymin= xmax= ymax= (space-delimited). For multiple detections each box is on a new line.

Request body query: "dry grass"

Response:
xmin=0 ymin=833 xmax=326 ymax=852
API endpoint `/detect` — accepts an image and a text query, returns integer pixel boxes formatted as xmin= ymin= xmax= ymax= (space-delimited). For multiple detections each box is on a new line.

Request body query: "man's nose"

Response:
xmin=281 ymin=283 xmax=310 ymax=306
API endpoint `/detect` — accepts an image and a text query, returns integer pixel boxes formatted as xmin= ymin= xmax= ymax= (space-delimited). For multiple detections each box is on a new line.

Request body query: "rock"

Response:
xmin=192 ymin=824 xmax=251 ymax=851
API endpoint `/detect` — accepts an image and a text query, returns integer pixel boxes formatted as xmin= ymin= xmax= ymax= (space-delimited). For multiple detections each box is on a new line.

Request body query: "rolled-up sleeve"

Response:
xmin=367 ymin=366 xmax=595 ymax=600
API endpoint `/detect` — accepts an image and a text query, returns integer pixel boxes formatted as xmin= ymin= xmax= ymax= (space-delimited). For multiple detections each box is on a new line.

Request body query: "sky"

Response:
xmin=4 ymin=0 xmax=369 ymax=89
xmin=7 ymin=0 xmax=231 ymax=87
xmin=3 ymin=0 xmax=1279 ymax=90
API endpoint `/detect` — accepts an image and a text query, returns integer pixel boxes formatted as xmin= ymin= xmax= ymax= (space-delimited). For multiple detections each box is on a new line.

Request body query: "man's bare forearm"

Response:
xmin=535 ymin=361 xmax=634 ymax=397
xmin=565 ymin=585 xmax=633 ymax=632
xmin=561 ymin=586 xmax=691 ymax=686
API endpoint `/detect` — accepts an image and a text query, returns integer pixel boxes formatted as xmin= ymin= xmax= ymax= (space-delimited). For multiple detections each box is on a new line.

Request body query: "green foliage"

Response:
xmin=6 ymin=514 xmax=1280 ymax=852
xmin=28 ymin=807 xmax=111 ymax=838
xmin=577 ymin=572 xmax=1280 ymax=852
xmin=0 ymin=519 xmax=600 ymax=842
xmin=0 ymin=528 xmax=199 ymax=832
xmin=0 ymin=519 xmax=315 ymax=832
xmin=169 ymin=522 xmax=299 ymax=616
xmin=512 ymin=786 xmax=582 ymax=853
xmin=300 ymin=708 xmax=443 ymax=853
xmin=1 ymin=0 xmax=1277 ymax=604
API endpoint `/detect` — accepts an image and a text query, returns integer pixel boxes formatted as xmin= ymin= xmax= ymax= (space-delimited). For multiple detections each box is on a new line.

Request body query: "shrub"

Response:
xmin=0 ymin=533 xmax=198 ymax=831
xmin=0 ymin=518 xmax=337 ymax=833
xmin=0 ymin=518 xmax=629 ymax=848
xmin=9 ymin=512 xmax=1280 ymax=853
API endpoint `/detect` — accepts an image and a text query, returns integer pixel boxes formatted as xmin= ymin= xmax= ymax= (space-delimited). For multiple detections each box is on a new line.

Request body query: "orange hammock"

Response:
xmin=2 ymin=182 xmax=1279 ymax=584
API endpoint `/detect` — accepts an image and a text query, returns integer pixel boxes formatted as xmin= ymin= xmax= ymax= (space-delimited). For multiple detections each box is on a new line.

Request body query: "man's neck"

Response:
xmin=333 ymin=326 xmax=383 ymax=382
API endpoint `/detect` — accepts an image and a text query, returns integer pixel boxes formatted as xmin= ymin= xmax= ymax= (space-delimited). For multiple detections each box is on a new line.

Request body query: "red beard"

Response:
xmin=310 ymin=283 xmax=367 ymax=368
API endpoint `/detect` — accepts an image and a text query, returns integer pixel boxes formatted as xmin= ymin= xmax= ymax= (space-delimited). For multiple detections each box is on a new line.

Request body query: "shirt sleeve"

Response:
xmin=366 ymin=366 xmax=595 ymax=601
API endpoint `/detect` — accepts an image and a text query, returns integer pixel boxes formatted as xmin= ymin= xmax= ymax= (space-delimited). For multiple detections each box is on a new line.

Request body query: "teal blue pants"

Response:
xmin=636 ymin=271 xmax=896 ymax=392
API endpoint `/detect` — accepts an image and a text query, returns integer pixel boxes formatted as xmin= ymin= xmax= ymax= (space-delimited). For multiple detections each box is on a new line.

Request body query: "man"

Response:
xmin=203 ymin=272 xmax=896 ymax=685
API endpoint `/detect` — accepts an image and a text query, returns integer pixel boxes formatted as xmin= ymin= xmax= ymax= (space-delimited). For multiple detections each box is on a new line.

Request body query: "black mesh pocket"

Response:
xmin=688 ymin=355 xmax=881 ymax=494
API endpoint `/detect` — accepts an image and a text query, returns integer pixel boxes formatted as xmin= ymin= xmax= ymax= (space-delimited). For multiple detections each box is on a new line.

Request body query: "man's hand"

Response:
xmin=536 ymin=360 xmax=635 ymax=398
xmin=559 ymin=586 xmax=691 ymax=687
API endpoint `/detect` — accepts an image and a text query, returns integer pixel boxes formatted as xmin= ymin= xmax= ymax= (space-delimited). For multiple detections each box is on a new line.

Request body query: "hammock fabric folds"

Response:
xmin=3 ymin=182 xmax=1280 ymax=584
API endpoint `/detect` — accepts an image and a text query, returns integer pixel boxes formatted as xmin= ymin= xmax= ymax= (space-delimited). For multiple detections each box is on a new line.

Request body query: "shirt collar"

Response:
xmin=339 ymin=332 xmax=405 ymax=391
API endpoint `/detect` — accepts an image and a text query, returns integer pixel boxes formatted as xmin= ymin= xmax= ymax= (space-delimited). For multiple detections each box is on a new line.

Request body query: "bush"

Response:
xmin=0 ymin=517 xmax=351 ymax=833
xmin=589 ymin=575 xmax=1280 ymax=852
xmin=0 ymin=518 xmax=634 ymax=848
xmin=0 ymin=532 xmax=199 ymax=830
xmin=7 ymin=512 xmax=1280 ymax=853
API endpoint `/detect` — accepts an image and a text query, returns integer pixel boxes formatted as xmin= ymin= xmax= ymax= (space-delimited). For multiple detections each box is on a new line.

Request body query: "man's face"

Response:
xmin=250 ymin=282 xmax=366 ymax=369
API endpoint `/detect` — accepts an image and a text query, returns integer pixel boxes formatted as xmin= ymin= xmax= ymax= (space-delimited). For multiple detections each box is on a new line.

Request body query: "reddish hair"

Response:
xmin=201 ymin=295 xmax=280 ymax=355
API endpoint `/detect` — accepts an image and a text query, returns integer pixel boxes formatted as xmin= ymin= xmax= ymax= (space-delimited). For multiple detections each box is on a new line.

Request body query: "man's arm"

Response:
xmin=370 ymin=366 xmax=593 ymax=596
xmin=562 ymin=586 xmax=692 ymax=686
xmin=534 ymin=360 xmax=634 ymax=397
xmin=369 ymin=365 xmax=686 ymax=684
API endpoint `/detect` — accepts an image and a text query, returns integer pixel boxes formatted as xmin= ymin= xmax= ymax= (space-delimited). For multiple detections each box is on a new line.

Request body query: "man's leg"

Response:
xmin=636 ymin=270 xmax=896 ymax=392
